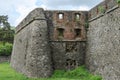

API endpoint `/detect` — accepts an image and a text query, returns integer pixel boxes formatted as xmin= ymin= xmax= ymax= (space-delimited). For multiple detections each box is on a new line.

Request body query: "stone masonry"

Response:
xmin=11 ymin=8 xmax=87 ymax=78
xmin=11 ymin=8 xmax=53 ymax=77
xmin=11 ymin=0 xmax=120 ymax=79
xmin=86 ymin=0 xmax=120 ymax=80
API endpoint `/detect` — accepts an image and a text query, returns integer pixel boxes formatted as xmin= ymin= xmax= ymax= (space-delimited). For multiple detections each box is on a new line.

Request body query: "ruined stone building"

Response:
xmin=11 ymin=0 xmax=120 ymax=80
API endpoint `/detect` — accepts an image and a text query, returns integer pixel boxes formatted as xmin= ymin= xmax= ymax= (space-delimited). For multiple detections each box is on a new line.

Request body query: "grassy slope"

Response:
xmin=0 ymin=62 xmax=102 ymax=80
xmin=0 ymin=42 xmax=3 ymax=45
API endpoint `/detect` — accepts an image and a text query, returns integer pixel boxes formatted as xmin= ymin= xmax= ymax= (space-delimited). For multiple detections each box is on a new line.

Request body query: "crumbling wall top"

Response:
xmin=89 ymin=0 xmax=118 ymax=20
xmin=16 ymin=8 xmax=45 ymax=33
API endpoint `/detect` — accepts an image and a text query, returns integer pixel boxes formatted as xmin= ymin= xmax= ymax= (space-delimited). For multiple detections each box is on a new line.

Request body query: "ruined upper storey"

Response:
xmin=89 ymin=0 xmax=118 ymax=20
xmin=15 ymin=9 xmax=88 ymax=42
xmin=15 ymin=0 xmax=118 ymax=42
xmin=45 ymin=10 xmax=88 ymax=41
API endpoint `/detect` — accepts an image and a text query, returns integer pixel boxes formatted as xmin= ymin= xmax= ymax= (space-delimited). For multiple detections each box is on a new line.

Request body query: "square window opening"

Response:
xmin=58 ymin=13 xmax=64 ymax=19
xmin=75 ymin=13 xmax=81 ymax=21
xmin=57 ymin=28 xmax=64 ymax=37
xmin=75 ymin=29 xmax=81 ymax=37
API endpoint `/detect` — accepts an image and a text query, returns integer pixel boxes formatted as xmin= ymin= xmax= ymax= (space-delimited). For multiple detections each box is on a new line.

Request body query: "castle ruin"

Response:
xmin=11 ymin=0 xmax=120 ymax=80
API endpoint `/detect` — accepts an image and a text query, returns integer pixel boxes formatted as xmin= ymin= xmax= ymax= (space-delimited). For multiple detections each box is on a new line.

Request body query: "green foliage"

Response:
xmin=0 ymin=15 xmax=11 ymax=30
xmin=0 ymin=42 xmax=12 ymax=56
xmin=64 ymin=66 xmax=89 ymax=79
xmin=51 ymin=70 xmax=66 ymax=78
xmin=0 ymin=29 xmax=15 ymax=43
xmin=98 ymin=6 xmax=105 ymax=14
xmin=89 ymin=75 xmax=102 ymax=80
xmin=85 ymin=22 xmax=89 ymax=29
xmin=0 ymin=15 xmax=15 ymax=43
xmin=52 ymin=66 xmax=102 ymax=80
xmin=0 ymin=63 xmax=102 ymax=80
xmin=0 ymin=62 xmax=28 ymax=80
xmin=117 ymin=0 xmax=120 ymax=3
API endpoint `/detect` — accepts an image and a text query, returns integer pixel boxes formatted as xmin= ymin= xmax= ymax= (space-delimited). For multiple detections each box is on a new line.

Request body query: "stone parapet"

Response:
xmin=16 ymin=8 xmax=46 ymax=33
xmin=11 ymin=8 xmax=53 ymax=78
xmin=89 ymin=0 xmax=118 ymax=20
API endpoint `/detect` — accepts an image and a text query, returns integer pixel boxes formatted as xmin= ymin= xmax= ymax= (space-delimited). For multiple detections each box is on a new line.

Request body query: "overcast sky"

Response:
xmin=0 ymin=0 xmax=103 ymax=26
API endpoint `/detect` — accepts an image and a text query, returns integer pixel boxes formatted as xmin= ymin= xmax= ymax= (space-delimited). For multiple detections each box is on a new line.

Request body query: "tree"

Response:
xmin=0 ymin=15 xmax=11 ymax=30
xmin=0 ymin=15 xmax=14 ymax=43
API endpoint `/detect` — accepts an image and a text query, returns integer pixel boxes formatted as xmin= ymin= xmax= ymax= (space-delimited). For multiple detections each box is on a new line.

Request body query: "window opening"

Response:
xmin=75 ymin=13 xmax=81 ymax=21
xmin=66 ymin=59 xmax=77 ymax=70
xmin=75 ymin=29 xmax=81 ymax=37
xmin=58 ymin=13 xmax=64 ymax=19
xmin=57 ymin=28 xmax=64 ymax=37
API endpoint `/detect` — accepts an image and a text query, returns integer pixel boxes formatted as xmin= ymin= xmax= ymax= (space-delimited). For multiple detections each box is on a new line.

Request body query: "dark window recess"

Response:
xmin=58 ymin=13 xmax=64 ymax=19
xmin=75 ymin=13 xmax=81 ymax=21
xmin=39 ymin=34 xmax=42 ymax=37
xmin=66 ymin=59 xmax=77 ymax=70
xmin=66 ymin=42 xmax=77 ymax=52
xmin=57 ymin=28 xmax=64 ymax=37
xmin=75 ymin=29 xmax=81 ymax=37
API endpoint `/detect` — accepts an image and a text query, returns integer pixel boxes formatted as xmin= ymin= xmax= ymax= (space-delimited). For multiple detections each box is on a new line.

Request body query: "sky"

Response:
xmin=0 ymin=0 xmax=103 ymax=27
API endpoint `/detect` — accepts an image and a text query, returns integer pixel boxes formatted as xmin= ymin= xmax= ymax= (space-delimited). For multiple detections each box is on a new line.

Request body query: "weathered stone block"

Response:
xmin=86 ymin=7 xmax=120 ymax=80
xmin=10 ymin=8 xmax=53 ymax=78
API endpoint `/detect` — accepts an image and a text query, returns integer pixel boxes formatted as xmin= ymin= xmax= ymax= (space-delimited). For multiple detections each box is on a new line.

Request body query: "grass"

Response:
xmin=0 ymin=42 xmax=3 ymax=45
xmin=0 ymin=62 xmax=102 ymax=80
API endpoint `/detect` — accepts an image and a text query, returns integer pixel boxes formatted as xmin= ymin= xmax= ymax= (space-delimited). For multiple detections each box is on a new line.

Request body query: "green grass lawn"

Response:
xmin=0 ymin=62 xmax=102 ymax=80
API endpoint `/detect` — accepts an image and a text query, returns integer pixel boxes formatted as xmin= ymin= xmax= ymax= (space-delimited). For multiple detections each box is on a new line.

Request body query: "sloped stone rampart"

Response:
xmin=10 ymin=8 xmax=53 ymax=78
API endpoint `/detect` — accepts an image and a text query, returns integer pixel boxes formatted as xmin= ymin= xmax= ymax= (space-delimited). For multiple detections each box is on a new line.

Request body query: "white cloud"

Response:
xmin=40 ymin=4 xmax=48 ymax=10
xmin=0 ymin=0 xmax=104 ymax=26
xmin=70 ymin=5 xmax=90 ymax=11
xmin=39 ymin=0 xmax=103 ymax=9
xmin=14 ymin=0 xmax=37 ymax=26
xmin=78 ymin=6 xmax=89 ymax=11
xmin=0 ymin=0 xmax=37 ymax=26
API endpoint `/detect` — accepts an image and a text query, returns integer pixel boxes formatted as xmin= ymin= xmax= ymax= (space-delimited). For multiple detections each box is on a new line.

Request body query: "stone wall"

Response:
xmin=86 ymin=4 xmax=120 ymax=80
xmin=45 ymin=10 xmax=87 ymax=41
xmin=50 ymin=41 xmax=86 ymax=70
xmin=10 ymin=8 xmax=53 ymax=78
xmin=45 ymin=10 xmax=87 ymax=71
xmin=11 ymin=0 xmax=120 ymax=79
xmin=0 ymin=56 xmax=10 ymax=63
xmin=11 ymin=8 xmax=87 ymax=78
xmin=89 ymin=0 xmax=117 ymax=20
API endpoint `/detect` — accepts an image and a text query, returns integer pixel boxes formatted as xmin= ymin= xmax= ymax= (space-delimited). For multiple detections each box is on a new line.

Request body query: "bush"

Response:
xmin=51 ymin=66 xmax=102 ymax=80
xmin=0 ymin=42 xmax=12 ymax=56
xmin=89 ymin=75 xmax=102 ymax=80
xmin=63 ymin=66 xmax=89 ymax=79
xmin=117 ymin=0 xmax=120 ymax=3
xmin=52 ymin=70 xmax=66 ymax=78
